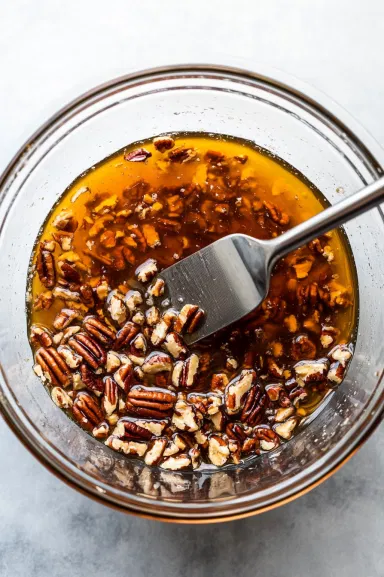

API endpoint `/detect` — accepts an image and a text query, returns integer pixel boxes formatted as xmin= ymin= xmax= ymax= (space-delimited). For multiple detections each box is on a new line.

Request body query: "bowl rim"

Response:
xmin=1 ymin=63 xmax=384 ymax=522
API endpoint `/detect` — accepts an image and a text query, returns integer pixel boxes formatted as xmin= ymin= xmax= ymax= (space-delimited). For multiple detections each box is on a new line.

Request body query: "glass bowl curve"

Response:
xmin=0 ymin=65 xmax=383 ymax=522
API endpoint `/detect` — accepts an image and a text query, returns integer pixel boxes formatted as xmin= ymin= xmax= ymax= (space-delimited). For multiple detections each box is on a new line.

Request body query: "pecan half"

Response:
xmin=328 ymin=344 xmax=353 ymax=366
xmin=126 ymin=386 xmax=176 ymax=419
xmin=83 ymin=315 xmax=116 ymax=346
xmin=36 ymin=246 xmax=56 ymax=288
xmin=114 ymin=358 xmax=134 ymax=392
xmin=80 ymin=363 xmax=104 ymax=395
xmin=103 ymin=377 xmax=119 ymax=416
xmin=68 ymin=332 xmax=106 ymax=369
xmin=224 ymin=369 xmax=256 ymax=415
xmin=73 ymin=392 xmax=104 ymax=431
xmin=124 ymin=148 xmax=152 ymax=162
xmin=240 ymin=384 xmax=268 ymax=426
xmin=113 ymin=321 xmax=140 ymax=350
xmin=60 ymin=261 xmax=81 ymax=284
xmin=35 ymin=347 xmax=70 ymax=387
xmin=107 ymin=290 xmax=128 ymax=325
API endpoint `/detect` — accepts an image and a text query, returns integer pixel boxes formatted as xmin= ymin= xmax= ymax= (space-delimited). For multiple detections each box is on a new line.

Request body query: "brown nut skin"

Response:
xmin=36 ymin=246 xmax=56 ymax=288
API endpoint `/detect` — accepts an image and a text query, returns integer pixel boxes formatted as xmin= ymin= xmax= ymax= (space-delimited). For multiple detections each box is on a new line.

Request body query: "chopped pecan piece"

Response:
xmin=60 ymin=261 xmax=81 ymax=284
xmin=225 ymin=369 xmax=256 ymax=415
xmin=174 ymin=304 xmax=205 ymax=334
xmin=53 ymin=308 xmax=79 ymax=331
xmin=142 ymin=351 xmax=173 ymax=374
xmin=52 ymin=231 xmax=73 ymax=251
xmin=163 ymin=332 xmax=188 ymax=359
xmin=263 ymin=200 xmax=290 ymax=226
xmin=80 ymin=363 xmax=104 ymax=395
xmin=35 ymin=347 xmax=70 ymax=387
xmin=145 ymin=438 xmax=167 ymax=466
xmin=274 ymin=406 xmax=295 ymax=423
xmin=124 ymin=148 xmax=152 ymax=162
xmin=51 ymin=386 xmax=73 ymax=408
xmin=68 ymin=332 xmax=106 ymax=369
xmin=107 ymin=290 xmax=128 ymax=325
xmin=254 ymin=425 xmax=280 ymax=451
xmin=126 ymin=386 xmax=176 ymax=419
xmin=36 ymin=246 xmax=56 ymax=288
xmin=30 ymin=325 xmax=53 ymax=348
xmin=79 ymin=284 xmax=95 ymax=308
xmin=153 ymin=135 xmax=175 ymax=153
xmin=114 ymin=418 xmax=153 ymax=441
xmin=181 ymin=354 xmax=200 ymax=388
xmin=172 ymin=398 xmax=202 ymax=432
xmin=114 ymin=357 xmax=134 ymax=392
xmin=83 ymin=315 xmax=116 ymax=346
xmin=151 ymin=318 xmax=172 ymax=346
xmin=168 ymin=146 xmax=197 ymax=163
xmin=208 ymin=435 xmax=230 ymax=467
xmin=92 ymin=422 xmax=110 ymax=439
xmin=160 ymin=454 xmax=191 ymax=470
xmin=274 ymin=416 xmax=299 ymax=440
xmin=73 ymin=392 xmax=104 ymax=431
xmin=291 ymin=334 xmax=317 ymax=361
xmin=142 ymin=224 xmax=161 ymax=248
xmin=147 ymin=278 xmax=165 ymax=298
xmin=211 ymin=373 xmax=229 ymax=392
xmin=52 ymin=209 xmax=78 ymax=232
xmin=135 ymin=258 xmax=158 ymax=283
xmin=124 ymin=290 xmax=143 ymax=313
xmin=294 ymin=358 xmax=329 ymax=384
xmin=328 ymin=344 xmax=353 ymax=366
xmin=58 ymin=345 xmax=82 ymax=369
xmin=33 ymin=291 xmax=53 ymax=311
xmin=327 ymin=361 xmax=346 ymax=386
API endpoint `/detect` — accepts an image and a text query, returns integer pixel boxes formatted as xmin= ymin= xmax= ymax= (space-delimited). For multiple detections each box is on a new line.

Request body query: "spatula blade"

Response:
xmin=159 ymin=234 xmax=270 ymax=343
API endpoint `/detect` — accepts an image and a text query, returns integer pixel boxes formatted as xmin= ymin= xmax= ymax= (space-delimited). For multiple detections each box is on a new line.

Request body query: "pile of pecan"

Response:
xmin=31 ymin=265 xmax=353 ymax=470
xmin=29 ymin=134 xmax=355 ymax=470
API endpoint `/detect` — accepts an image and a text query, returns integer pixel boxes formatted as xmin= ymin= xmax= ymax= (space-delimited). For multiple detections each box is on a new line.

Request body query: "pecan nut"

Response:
xmin=174 ymin=304 xmax=205 ymax=334
xmin=142 ymin=351 xmax=173 ymax=374
xmin=30 ymin=325 xmax=53 ymax=348
xmin=114 ymin=418 xmax=153 ymax=441
xmin=83 ymin=315 xmax=116 ymax=346
xmin=294 ymin=358 xmax=329 ymax=384
xmin=172 ymin=354 xmax=200 ymax=388
xmin=208 ymin=434 xmax=230 ymax=466
xmin=103 ymin=376 xmax=119 ymax=416
xmin=291 ymin=334 xmax=317 ymax=360
xmin=53 ymin=308 xmax=79 ymax=331
xmin=113 ymin=321 xmax=140 ymax=350
xmin=163 ymin=332 xmax=188 ymax=359
xmin=114 ymin=358 xmax=134 ymax=392
xmin=254 ymin=425 xmax=280 ymax=451
xmin=153 ymin=135 xmax=175 ymax=153
xmin=36 ymin=245 xmax=56 ymax=288
xmin=135 ymin=258 xmax=158 ymax=283
xmin=80 ymin=363 xmax=104 ymax=395
xmin=124 ymin=148 xmax=152 ymax=162
xmin=35 ymin=347 xmax=70 ymax=387
xmin=224 ymin=369 xmax=256 ymax=415
xmin=126 ymin=385 xmax=176 ymax=419
xmin=240 ymin=384 xmax=268 ymax=426
xmin=68 ymin=332 xmax=106 ymax=369
xmin=73 ymin=392 xmax=104 ymax=431
xmin=168 ymin=146 xmax=197 ymax=163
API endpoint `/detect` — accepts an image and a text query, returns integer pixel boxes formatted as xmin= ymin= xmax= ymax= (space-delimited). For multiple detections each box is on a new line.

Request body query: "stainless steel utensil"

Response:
xmin=160 ymin=177 xmax=384 ymax=344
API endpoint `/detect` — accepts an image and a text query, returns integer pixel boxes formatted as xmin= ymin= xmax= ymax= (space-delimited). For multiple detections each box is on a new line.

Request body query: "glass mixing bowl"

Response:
xmin=0 ymin=65 xmax=383 ymax=522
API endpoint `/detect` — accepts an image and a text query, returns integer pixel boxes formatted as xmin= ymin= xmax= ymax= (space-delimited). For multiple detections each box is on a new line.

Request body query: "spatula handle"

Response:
xmin=268 ymin=176 xmax=384 ymax=262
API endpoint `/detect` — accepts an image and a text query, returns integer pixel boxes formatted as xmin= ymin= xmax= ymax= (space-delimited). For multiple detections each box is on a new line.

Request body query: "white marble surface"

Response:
xmin=1 ymin=1 xmax=384 ymax=575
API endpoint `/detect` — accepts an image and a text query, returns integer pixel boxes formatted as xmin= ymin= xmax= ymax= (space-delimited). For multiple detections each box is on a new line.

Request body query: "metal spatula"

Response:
xmin=160 ymin=178 xmax=384 ymax=344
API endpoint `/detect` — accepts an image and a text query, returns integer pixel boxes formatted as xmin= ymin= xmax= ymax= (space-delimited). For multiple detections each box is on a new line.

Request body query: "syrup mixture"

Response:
xmin=28 ymin=133 xmax=356 ymax=470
